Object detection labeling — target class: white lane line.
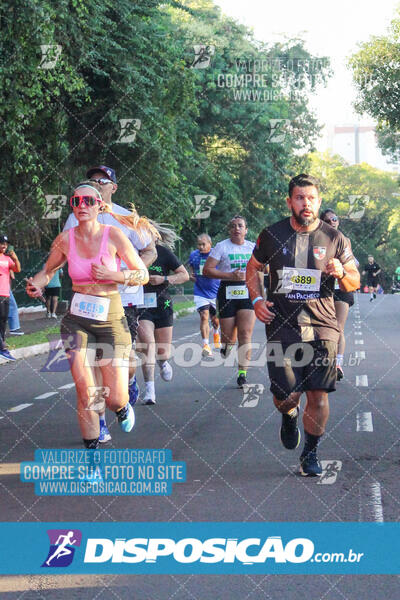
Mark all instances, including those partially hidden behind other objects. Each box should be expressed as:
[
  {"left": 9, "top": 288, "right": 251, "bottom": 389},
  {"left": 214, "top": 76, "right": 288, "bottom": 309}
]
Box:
[
  {"left": 365, "top": 482, "right": 384, "bottom": 522},
  {"left": 355, "top": 351, "right": 366, "bottom": 360},
  {"left": 356, "top": 375, "right": 368, "bottom": 387},
  {"left": 356, "top": 412, "right": 373, "bottom": 432},
  {"left": 58, "top": 383, "right": 75, "bottom": 390},
  {"left": 0, "top": 416, "right": 4, "bottom": 420},
  {"left": 34, "top": 391, "right": 58, "bottom": 400},
  {"left": 7, "top": 404, "right": 33, "bottom": 413},
  {"left": 355, "top": 340, "right": 364, "bottom": 345}
]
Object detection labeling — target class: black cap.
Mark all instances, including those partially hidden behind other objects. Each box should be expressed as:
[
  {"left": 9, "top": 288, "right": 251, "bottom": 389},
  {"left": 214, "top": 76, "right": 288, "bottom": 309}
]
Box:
[{"left": 0, "top": 235, "right": 8, "bottom": 243}]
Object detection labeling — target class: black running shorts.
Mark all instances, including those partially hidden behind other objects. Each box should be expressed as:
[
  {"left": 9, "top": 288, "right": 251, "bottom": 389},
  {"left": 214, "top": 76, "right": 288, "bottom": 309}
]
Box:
[
  {"left": 198, "top": 303, "right": 217, "bottom": 317},
  {"left": 138, "top": 306, "right": 174, "bottom": 329},
  {"left": 333, "top": 290, "right": 354, "bottom": 307},
  {"left": 267, "top": 339, "right": 337, "bottom": 400},
  {"left": 217, "top": 282, "right": 253, "bottom": 319}
]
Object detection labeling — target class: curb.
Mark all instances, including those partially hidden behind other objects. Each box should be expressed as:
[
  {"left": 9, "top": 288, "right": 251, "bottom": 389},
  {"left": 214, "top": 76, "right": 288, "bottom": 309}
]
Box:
[{"left": 0, "top": 306, "right": 196, "bottom": 365}]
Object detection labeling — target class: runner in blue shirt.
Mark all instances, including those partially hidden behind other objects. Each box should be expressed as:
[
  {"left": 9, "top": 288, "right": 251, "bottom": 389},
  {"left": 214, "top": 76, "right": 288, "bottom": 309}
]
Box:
[{"left": 188, "top": 234, "right": 221, "bottom": 357}]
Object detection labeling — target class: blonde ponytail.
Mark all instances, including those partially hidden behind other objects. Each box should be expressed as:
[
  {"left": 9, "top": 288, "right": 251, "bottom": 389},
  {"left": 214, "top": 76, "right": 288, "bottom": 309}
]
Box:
[{"left": 102, "top": 203, "right": 161, "bottom": 242}]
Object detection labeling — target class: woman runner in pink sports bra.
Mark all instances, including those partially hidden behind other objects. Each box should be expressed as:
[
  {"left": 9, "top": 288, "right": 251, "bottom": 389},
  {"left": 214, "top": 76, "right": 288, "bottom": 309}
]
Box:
[{"left": 26, "top": 184, "right": 149, "bottom": 450}]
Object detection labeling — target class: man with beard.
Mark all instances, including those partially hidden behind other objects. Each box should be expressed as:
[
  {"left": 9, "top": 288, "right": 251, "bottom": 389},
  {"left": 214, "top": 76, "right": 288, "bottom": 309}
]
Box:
[{"left": 246, "top": 174, "right": 360, "bottom": 476}]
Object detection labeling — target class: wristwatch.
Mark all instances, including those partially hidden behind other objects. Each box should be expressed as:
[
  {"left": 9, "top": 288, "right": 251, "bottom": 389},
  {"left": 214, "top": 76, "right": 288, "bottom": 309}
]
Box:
[{"left": 164, "top": 275, "right": 168, "bottom": 283}]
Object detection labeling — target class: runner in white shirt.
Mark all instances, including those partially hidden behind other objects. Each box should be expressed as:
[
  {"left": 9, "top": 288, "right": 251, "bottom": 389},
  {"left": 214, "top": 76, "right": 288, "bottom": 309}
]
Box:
[
  {"left": 63, "top": 166, "right": 158, "bottom": 442},
  {"left": 203, "top": 215, "right": 257, "bottom": 388}
]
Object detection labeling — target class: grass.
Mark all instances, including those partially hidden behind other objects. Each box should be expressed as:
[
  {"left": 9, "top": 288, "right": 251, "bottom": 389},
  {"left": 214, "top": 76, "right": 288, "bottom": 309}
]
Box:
[
  {"left": 7, "top": 326, "right": 59, "bottom": 350},
  {"left": 7, "top": 301, "right": 195, "bottom": 349},
  {"left": 174, "top": 300, "right": 195, "bottom": 313}
]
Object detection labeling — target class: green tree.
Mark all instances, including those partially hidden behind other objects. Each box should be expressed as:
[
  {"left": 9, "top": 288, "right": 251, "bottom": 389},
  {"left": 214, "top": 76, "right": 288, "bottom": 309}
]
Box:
[
  {"left": 309, "top": 151, "right": 400, "bottom": 284},
  {"left": 349, "top": 7, "right": 400, "bottom": 164}
]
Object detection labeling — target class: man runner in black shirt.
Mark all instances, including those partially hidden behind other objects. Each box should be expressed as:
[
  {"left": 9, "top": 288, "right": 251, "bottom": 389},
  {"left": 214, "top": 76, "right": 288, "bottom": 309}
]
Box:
[
  {"left": 362, "top": 255, "right": 381, "bottom": 301},
  {"left": 246, "top": 174, "right": 360, "bottom": 476}
]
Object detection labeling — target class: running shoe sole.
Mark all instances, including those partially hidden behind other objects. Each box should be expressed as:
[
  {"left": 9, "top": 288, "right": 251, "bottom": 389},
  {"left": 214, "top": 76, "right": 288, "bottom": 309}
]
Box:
[{"left": 142, "top": 398, "right": 156, "bottom": 405}]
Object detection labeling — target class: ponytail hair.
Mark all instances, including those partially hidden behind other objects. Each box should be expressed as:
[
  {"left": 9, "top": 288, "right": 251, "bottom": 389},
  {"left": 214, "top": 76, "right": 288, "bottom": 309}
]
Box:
[
  {"left": 102, "top": 203, "right": 161, "bottom": 242},
  {"left": 148, "top": 220, "right": 181, "bottom": 251}
]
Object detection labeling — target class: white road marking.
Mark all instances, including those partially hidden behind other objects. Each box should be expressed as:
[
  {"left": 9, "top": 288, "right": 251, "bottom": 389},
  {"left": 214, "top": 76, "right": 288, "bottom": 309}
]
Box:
[
  {"left": 356, "top": 375, "right": 368, "bottom": 387},
  {"left": 0, "top": 416, "right": 4, "bottom": 420},
  {"left": 364, "top": 482, "right": 384, "bottom": 522},
  {"left": 356, "top": 412, "right": 373, "bottom": 432},
  {"left": 58, "top": 383, "right": 75, "bottom": 390},
  {"left": 355, "top": 340, "right": 364, "bottom": 345},
  {"left": 317, "top": 460, "right": 342, "bottom": 485},
  {"left": 34, "top": 391, "right": 57, "bottom": 400},
  {"left": 355, "top": 351, "right": 366, "bottom": 360},
  {"left": 7, "top": 404, "right": 33, "bottom": 413}
]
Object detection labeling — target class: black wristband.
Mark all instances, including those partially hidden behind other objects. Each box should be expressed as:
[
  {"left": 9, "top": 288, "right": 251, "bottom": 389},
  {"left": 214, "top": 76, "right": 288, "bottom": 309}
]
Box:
[{"left": 164, "top": 275, "right": 168, "bottom": 283}]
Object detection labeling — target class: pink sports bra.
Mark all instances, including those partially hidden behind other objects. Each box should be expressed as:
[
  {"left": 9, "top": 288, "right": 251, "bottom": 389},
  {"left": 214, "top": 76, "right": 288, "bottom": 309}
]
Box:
[{"left": 68, "top": 225, "right": 119, "bottom": 285}]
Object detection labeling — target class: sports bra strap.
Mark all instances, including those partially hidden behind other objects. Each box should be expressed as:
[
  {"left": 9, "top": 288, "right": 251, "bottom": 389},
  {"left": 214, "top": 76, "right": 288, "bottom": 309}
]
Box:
[
  {"left": 99, "top": 225, "right": 111, "bottom": 256},
  {"left": 68, "top": 228, "right": 76, "bottom": 253}
]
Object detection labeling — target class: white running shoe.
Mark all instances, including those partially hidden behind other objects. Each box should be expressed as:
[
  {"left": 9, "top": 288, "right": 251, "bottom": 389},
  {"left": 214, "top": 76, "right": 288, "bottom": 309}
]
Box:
[
  {"left": 142, "top": 396, "right": 156, "bottom": 405},
  {"left": 160, "top": 361, "right": 173, "bottom": 381}
]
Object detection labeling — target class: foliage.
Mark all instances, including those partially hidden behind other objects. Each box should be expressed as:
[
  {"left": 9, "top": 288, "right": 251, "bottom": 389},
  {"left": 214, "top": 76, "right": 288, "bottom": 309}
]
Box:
[
  {"left": 309, "top": 152, "right": 400, "bottom": 280},
  {"left": 0, "top": 0, "right": 330, "bottom": 262},
  {"left": 349, "top": 7, "right": 400, "bottom": 164}
]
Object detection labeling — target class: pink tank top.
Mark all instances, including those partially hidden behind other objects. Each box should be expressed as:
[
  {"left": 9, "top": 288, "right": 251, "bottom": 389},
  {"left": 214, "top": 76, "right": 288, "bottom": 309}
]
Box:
[{"left": 68, "top": 226, "right": 118, "bottom": 285}]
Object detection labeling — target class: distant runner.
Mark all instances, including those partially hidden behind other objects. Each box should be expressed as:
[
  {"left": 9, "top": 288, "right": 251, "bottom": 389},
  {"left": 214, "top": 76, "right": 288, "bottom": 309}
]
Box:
[
  {"left": 188, "top": 234, "right": 221, "bottom": 357},
  {"left": 362, "top": 255, "right": 381, "bottom": 301},
  {"left": 320, "top": 208, "right": 358, "bottom": 381},
  {"left": 137, "top": 226, "right": 189, "bottom": 405},
  {"left": 203, "top": 216, "right": 256, "bottom": 388},
  {"left": 0, "top": 234, "right": 21, "bottom": 361}
]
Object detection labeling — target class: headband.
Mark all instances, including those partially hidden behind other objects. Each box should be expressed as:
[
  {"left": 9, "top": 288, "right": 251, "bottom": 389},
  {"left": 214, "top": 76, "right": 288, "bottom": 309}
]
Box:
[{"left": 74, "top": 184, "right": 103, "bottom": 200}]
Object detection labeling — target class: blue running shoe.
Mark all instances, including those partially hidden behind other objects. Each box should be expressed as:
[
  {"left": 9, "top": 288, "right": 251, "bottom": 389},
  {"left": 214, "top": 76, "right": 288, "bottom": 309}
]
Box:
[
  {"left": 99, "top": 423, "right": 112, "bottom": 443},
  {"left": 117, "top": 403, "right": 135, "bottom": 433},
  {"left": 128, "top": 376, "right": 139, "bottom": 406},
  {"left": 0, "top": 349, "right": 16, "bottom": 361},
  {"left": 300, "top": 449, "right": 322, "bottom": 477}
]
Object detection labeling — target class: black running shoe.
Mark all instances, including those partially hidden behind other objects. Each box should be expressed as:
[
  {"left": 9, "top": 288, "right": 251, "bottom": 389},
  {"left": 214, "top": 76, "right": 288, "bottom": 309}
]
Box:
[
  {"left": 237, "top": 373, "right": 247, "bottom": 388},
  {"left": 336, "top": 366, "right": 344, "bottom": 381},
  {"left": 280, "top": 408, "right": 300, "bottom": 449},
  {"left": 300, "top": 449, "right": 322, "bottom": 477}
]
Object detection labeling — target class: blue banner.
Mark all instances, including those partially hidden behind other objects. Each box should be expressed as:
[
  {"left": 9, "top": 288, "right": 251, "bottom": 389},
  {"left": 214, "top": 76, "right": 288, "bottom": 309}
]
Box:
[{"left": 0, "top": 522, "right": 397, "bottom": 574}]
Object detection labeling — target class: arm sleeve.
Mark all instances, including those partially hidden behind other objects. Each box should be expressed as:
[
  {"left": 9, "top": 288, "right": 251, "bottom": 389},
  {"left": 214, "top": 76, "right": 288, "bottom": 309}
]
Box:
[
  {"left": 336, "top": 232, "right": 354, "bottom": 265},
  {"left": 166, "top": 248, "right": 182, "bottom": 272},
  {"left": 252, "top": 229, "right": 270, "bottom": 264}
]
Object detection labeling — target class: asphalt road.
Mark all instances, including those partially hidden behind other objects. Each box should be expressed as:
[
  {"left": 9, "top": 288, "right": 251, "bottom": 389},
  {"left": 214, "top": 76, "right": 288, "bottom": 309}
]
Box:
[{"left": 1, "top": 294, "right": 399, "bottom": 598}]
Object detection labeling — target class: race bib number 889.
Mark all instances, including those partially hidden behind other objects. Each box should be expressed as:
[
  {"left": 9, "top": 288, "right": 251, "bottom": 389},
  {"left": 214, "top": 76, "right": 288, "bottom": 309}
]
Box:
[{"left": 280, "top": 267, "right": 321, "bottom": 293}]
